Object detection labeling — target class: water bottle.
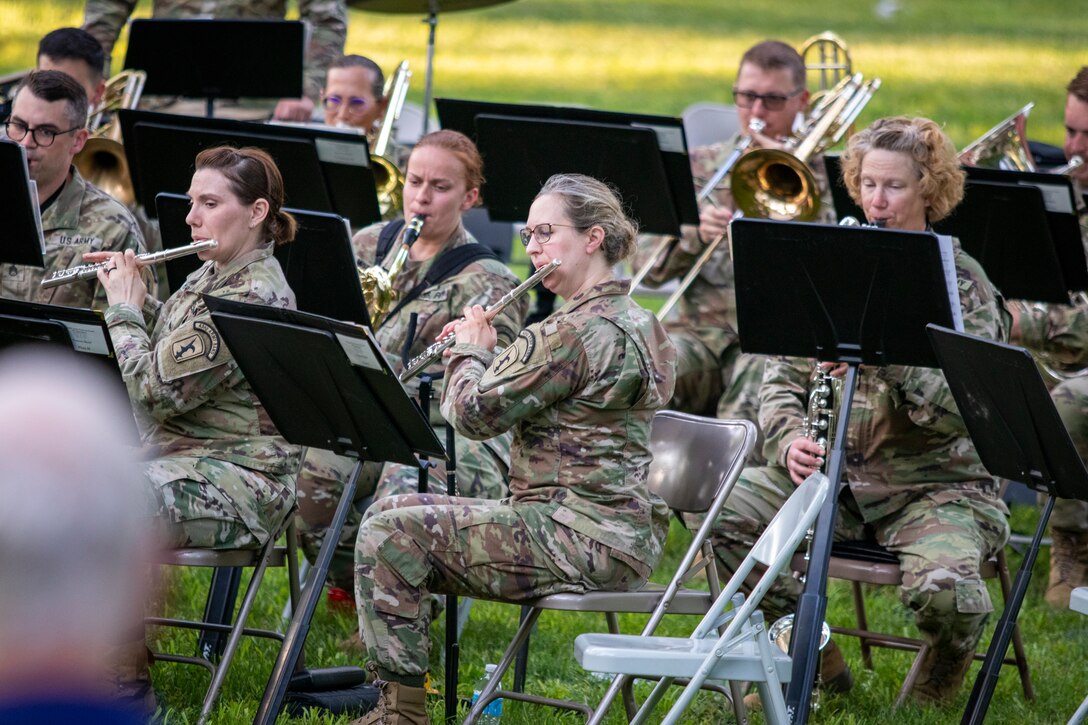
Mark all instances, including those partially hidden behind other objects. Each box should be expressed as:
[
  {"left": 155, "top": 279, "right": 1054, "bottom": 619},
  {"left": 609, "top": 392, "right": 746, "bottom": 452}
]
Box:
[{"left": 470, "top": 663, "right": 503, "bottom": 723}]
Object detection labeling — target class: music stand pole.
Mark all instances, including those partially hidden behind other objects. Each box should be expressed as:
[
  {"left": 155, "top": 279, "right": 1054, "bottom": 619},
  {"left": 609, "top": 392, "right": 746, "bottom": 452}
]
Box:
[{"left": 422, "top": 4, "right": 438, "bottom": 135}]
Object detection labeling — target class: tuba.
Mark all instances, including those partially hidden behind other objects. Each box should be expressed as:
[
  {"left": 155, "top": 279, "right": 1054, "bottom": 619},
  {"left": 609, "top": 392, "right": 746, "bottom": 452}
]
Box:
[
  {"left": 958, "top": 102, "right": 1036, "bottom": 172},
  {"left": 358, "top": 215, "right": 425, "bottom": 326},
  {"left": 371, "top": 61, "right": 412, "bottom": 217},
  {"left": 73, "top": 70, "right": 146, "bottom": 207}
]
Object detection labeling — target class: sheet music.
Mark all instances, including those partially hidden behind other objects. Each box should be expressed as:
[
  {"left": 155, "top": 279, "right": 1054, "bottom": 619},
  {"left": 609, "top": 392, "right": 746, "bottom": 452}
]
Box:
[
  {"left": 936, "top": 234, "right": 965, "bottom": 332},
  {"left": 55, "top": 320, "right": 110, "bottom": 355},
  {"left": 1019, "top": 180, "right": 1075, "bottom": 214},
  {"left": 335, "top": 331, "right": 383, "bottom": 371}
]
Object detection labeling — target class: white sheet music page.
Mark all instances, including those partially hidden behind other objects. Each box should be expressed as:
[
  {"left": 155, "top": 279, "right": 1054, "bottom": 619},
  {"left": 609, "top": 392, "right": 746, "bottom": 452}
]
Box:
[{"left": 936, "top": 233, "right": 965, "bottom": 332}]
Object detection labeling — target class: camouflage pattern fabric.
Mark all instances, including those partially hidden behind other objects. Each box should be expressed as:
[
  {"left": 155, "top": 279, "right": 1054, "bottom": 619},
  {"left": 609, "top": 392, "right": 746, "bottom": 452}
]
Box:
[
  {"left": 1049, "top": 376, "right": 1088, "bottom": 532},
  {"left": 704, "top": 239, "right": 1010, "bottom": 657},
  {"left": 103, "top": 242, "right": 299, "bottom": 549},
  {"left": 632, "top": 135, "right": 833, "bottom": 419},
  {"left": 295, "top": 221, "right": 525, "bottom": 584},
  {"left": 354, "top": 278, "right": 676, "bottom": 675},
  {"left": 83, "top": 0, "right": 347, "bottom": 103},
  {"left": 2, "top": 167, "right": 153, "bottom": 310}
]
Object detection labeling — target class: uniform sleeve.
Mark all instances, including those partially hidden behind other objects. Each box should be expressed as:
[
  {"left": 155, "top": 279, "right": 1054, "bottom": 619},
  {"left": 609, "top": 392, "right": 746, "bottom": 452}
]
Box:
[
  {"left": 441, "top": 321, "right": 586, "bottom": 441},
  {"left": 297, "top": 0, "right": 348, "bottom": 103},
  {"left": 104, "top": 298, "right": 241, "bottom": 424},
  {"left": 1013, "top": 298, "right": 1088, "bottom": 368},
  {"left": 82, "top": 0, "right": 138, "bottom": 57},
  {"left": 90, "top": 213, "right": 155, "bottom": 312},
  {"left": 757, "top": 356, "right": 812, "bottom": 467}
]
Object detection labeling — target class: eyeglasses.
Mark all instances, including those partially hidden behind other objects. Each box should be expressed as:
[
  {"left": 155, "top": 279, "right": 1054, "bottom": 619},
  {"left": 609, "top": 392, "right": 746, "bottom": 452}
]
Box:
[
  {"left": 321, "top": 95, "right": 372, "bottom": 116},
  {"left": 731, "top": 87, "right": 804, "bottom": 111},
  {"left": 518, "top": 223, "right": 584, "bottom": 247},
  {"left": 4, "top": 120, "right": 82, "bottom": 147}
]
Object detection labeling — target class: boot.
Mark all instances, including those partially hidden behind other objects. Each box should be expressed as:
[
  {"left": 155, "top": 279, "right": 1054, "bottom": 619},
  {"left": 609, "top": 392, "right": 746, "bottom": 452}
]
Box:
[
  {"left": 909, "top": 643, "right": 975, "bottom": 705},
  {"left": 743, "top": 638, "right": 852, "bottom": 710},
  {"left": 108, "top": 641, "right": 158, "bottom": 717},
  {"left": 1045, "top": 529, "right": 1088, "bottom": 608},
  {"left": 350, "top": 665, "right": 430, "bottom": 725}
]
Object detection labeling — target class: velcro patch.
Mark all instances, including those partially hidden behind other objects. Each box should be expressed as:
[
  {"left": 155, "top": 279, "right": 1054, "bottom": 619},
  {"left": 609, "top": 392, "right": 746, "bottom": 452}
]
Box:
[
  {"left": 419, "top": 287, "right": 449, "bottom": 303},
  {"left": 484, "top": 327, "right": 549, "bottom": 386},
  {"left": 158, "top": 318, "right": 227, "bottom": 382}
]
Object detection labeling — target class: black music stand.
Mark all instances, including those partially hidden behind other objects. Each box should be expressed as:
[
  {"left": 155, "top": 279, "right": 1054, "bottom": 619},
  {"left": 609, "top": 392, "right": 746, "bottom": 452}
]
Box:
[
  {"left": 0, "top": 140, "right": 45, "bottom": 267},
  {"left": 731, "top": 218, "right": 962, "bottom": 723},
  {"left": 437, "top": 98, "right": 699, "bottom": 234},
  {"left": 821, "top": 153, "right": 865, "bottom": 223},
  {"left": 156, "top": 193, "right": 371, "bottom": 326},
  {"left": 926, "top": 325, "right": 1088, "bottom": 725},
  {"left": 120, "top": 109, "right": 381, "bottom": 229},
  {"left": 124, "top": 19, "right": 304, "bottom": 117},
  {"left": 203, "top": 297, "right": 443, "bottom": 725},
  {"left": 935, "top": 180, "right": 1069, "bottom": 303}
]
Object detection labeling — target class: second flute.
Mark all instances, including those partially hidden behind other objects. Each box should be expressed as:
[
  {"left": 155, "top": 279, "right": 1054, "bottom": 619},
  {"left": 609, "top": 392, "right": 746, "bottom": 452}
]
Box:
[
  {"left": 399, "top": 259, "right": 561, "bottom": 383},
  {"left": 40, "top": 240, "right": 219, "bottom": 289}
]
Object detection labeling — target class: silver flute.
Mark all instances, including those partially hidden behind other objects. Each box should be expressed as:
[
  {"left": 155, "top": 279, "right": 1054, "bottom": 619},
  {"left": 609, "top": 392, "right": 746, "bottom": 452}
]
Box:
[
  {"left": 399, "top": 258, "right": 562, "bottom": 383},
  {"left": 41, "top": 240, "right": 218, "bottom": 289}
]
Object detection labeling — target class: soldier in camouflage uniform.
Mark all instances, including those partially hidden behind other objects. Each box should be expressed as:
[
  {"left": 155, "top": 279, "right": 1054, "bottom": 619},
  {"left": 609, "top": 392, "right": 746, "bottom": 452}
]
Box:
[
  {"left": 634, "top": 40, "right": 834, "bottom": 453},
  {"left": 1005, "top": 67, "right": 1088, "bottom": 606},
  {"left": 349, "top": 174, "right": 676, "bottom": 724},
  {"left": 2, "top": 71, "right": 152, "bottom": 310},
  {"left": 708, "top": 118, "right": 1011, "bottom": 705},
  {"left": 82, "top": 0, "right": 347, "bottom": 120},
  {"left": 296, "top": 130, "right": 527, "bottom": 596}
]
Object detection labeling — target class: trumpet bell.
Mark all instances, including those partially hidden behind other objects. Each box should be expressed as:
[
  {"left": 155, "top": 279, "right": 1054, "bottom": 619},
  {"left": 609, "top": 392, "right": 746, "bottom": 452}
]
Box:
[
  {"left": 769, "top": 613, "right": 832, "bottom": 654},
  {"left": 731, "top": 148, "right": 821, "bottom": 222},
  {"left": 74, "top": 136, "right": 136, "bottom": 207}
]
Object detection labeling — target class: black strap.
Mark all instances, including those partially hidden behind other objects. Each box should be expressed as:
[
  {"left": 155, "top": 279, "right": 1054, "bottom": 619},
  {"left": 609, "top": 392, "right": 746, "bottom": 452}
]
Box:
[
  {"left": 375, "top": 218, "right": 407, "bottom": 266},
  {"left": 382, "top": 244, "right": 500, "bottom": 326}
]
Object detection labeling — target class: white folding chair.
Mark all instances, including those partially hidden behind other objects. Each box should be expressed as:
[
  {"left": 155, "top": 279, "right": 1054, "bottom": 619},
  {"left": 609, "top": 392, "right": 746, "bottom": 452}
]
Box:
[
  {"left": 1068, "top": 587, "right": 1088, "bottom": 724},
  {"left": 681, "top": 102, "right": 740, "bottom": 149},
  {"left": 576, "top": 472, "right": 832, "bottom": 725}
]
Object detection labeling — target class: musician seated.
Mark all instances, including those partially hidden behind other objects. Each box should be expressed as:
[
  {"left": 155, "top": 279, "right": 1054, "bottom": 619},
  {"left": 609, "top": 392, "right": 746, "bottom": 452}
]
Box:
[
  {"left": 322, "top": 54, "right": 390, "bottom": 135},
  {"left": 349, "top": 173, "right": 676, "bottom": 724},
  {"left": 708, "top": 116, "right": 1010, "bottom": 707},
  {"left": 36, "top": 27, "right": 106, "bottom": 108},
  {"left": 86, "top": 145, "right": 301, "bottom": 709},
  {"left": 295, "top": 130, "right": 528, "bottom": 605},
  {"left": 2, "top": 70, "right": 151, "bottom": 310},
  {"left": 1006, "top": 65, "right": 1088, "bottom": 607},
  {"left": 633, "top": 39, "right": 834, "bottom": 436}
]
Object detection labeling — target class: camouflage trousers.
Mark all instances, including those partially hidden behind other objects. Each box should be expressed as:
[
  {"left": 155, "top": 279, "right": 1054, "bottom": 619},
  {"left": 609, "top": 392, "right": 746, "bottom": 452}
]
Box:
[
  {"left": 144, "top": 456, "right": 296, "bottom": 549},
  {"left": 667, "top": 326, "right": 729, "bottom": 416},
  {"left": 1048, "top": 376, "right": 1088, "bottom": 532},
  {"left": 354, "top": 493, "right": 649, "bottom": 676},
  {"left": 707, "top": 465, "right": 1009, "bottom": 656},
  {"left": 296, "top": 431, "right": 510, "bottom": 590},
  {"left": 717, "top": 351, "right": 767, "bottom": 463}
]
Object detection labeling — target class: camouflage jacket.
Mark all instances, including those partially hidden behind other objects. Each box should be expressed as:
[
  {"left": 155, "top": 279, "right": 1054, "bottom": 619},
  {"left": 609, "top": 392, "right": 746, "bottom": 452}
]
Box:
[
  {"left": 759, "top": 239, "right": 1007, "bottom": 522},
  {"left": 103, "top": 242, "right": 300, "bottom": 475},
  {"left": 1009, "top": 199, "right": 1088, "bottom": 371},
  {"left": 633, "top": 135, "right": 835, "bottom": 357},
  {"left": 2, "top": 167, "right": 150, "bottom": 310},
  {"left": 82, "top": 0, "right": 347, "bottom": 102},
  {"left": 441, "top": 279, "right": 678, "bottom": 569},
  {"left": 352, "top": 220, "right": 527, "bottom": 407}
]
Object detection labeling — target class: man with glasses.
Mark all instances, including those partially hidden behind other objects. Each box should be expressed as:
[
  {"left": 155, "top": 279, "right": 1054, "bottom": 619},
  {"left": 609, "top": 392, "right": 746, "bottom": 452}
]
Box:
[
  {"left": 3, "top": 70, "right": 149, "bottom": 310},
  {"left": 634, "top": 39, "right": 835, "bottom": 430}
]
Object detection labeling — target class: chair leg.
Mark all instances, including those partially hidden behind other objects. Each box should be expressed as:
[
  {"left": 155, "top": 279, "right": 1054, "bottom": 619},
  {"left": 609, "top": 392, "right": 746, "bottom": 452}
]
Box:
[
  {"left": 512, "top": 605, "right": 533, "bottom": 693},
  {"left": 464, "top": 607, "right": 541, "bottom": 725},
  {"left": 894, "top": 644, "right": 928, "bottom": 709},
  {"left": 996, "top": 548, "right": 1035, "bottom": 700},
  {"left": 851, "top": 580, "right": 874, "bottom": 670}
]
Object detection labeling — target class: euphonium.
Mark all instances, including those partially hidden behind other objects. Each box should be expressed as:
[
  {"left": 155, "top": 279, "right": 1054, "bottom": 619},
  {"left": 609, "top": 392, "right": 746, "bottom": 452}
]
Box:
[
  {"left": 358, "top": 215, "right": 425, "bottom": 327},
  {"left": 1053, "top": 155, "right": 1084, "bottom": 176},
  {"left": 371, "top": 61, "right": 411, "bottom": 217},
  {"left": 73, "top": 69, "right": 147, "bottom": 207},
  {"left": 958, "top": 102, "right": 1037, "bottom": 172}
]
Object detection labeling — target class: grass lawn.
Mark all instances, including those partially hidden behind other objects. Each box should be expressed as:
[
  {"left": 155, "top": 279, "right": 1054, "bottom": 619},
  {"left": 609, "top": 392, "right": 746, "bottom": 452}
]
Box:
[{"left": 3, "top": 1, "right": 1086, "bottom": 722}]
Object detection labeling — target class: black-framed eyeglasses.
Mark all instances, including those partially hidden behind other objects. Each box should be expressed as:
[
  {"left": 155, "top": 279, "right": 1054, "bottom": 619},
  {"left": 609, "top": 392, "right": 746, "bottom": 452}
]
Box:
[
  {"left": 518, "top": 223, "right": 585, "bottom": 247},
  {"left": 731, "top": 87, "right": 804, "bottom": 111},
  {"left": 4, "top": 120, "right": 82, "bottom": 147},
  {"left": 321, "top": 95, "right": 371, "bottom": 115}
]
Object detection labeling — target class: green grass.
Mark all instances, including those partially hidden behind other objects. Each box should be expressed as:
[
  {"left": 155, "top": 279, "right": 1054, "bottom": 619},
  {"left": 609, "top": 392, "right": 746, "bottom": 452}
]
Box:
[{"left": 4, "top": 2, "right": 1086, "bottom": 722}]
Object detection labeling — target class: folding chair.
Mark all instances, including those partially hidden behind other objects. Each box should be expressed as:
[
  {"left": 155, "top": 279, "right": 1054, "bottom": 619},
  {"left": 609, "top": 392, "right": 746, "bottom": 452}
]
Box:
[
  {"left": 146, "top": 515, "right": 301, "bottom": 725},
  {"left": 576, "top": 472, "right": 832, "bottom": 725},
  {"left": 681, "top": 102, "right": 741, "bottom": 149},
  {"left": 1068, "top": 587, "right": 1088, "bottom": 724},
  {"left": 793, "top": 538, "right": 1034, "bottom": 707},
  {"left": 463, "top": 412, "right": 757, "bottom": 724}
]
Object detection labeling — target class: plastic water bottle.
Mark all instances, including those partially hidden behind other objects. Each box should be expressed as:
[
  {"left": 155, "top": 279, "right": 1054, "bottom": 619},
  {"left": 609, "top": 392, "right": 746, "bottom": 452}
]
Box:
[{"left": 471, "top": 663, "right": 503, "bottom": 723}]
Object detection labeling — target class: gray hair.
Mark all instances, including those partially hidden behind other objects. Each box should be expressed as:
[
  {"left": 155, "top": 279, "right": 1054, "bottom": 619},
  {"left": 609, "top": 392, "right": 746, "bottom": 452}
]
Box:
[{"left": 535, "top": 173, "right": 638, "bottom": 264}]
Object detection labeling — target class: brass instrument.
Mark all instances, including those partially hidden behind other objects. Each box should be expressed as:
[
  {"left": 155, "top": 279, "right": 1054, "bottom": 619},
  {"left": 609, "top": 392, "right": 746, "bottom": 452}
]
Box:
[
  {"left": 372, "top": 60, "right": 412, "bottom": 217},
  {"left": 358, "top": 215, "right": 425, "bottom": 326},
  {"left": 958, "top": 102, "right": 1036, "bottom": 172},
  {"left": 399, "top": 258, "right": 562, "bottom": 382},
  {"left": 41, "top": 240, "right": 217, "bottom": 289},
  {"left": 1053, "top": 155, "right": 1084, "bottom": 176},
  {"left": 73, "top": 70, "right": 147, "bottom": 207},
  {"left": 730, "top": 72, "right": 880, "bottom": 221},
  {"left": 800, "top": 31, "right": 852, "bottom": 99}
]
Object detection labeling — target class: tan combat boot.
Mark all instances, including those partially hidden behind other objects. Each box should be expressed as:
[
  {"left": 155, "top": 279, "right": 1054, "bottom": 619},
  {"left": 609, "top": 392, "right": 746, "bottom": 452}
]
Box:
[
  {"left": 1045, "top": 530, "right": 1088, "bottom": 608},
  {"left": 350, "top": 665, "right": 430, "bottom": 725},
  {"left": 909, "top": 644, "right": 975, "bottom": 705},
  {"left": 743, "top": 638, "right": 852, "bottom": 710}
]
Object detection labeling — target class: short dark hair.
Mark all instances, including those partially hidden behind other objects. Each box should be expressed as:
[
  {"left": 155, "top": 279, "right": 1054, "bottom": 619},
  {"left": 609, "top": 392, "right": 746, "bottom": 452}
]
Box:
[
  {"left": 15, "top": 69, "right": 89, "bottom": 128},
  {"left": 739, "top": 40, "right": 806, "bottom": 90},
  {"left": 328, "top": 55, "right": 385, "bottom": 99},
  {"left": 37, "top": 28, "right": 106, "bottom": 82},
  {"left": 1068, "top": 67, "right": 1088, "bottom": 104}
]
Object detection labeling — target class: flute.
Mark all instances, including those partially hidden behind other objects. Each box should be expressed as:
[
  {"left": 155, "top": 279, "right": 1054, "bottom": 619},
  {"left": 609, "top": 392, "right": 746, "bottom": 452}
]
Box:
[
  {"left": 399, "top": 258, "right": 561, "bottom": 383},
  {"left": 40, "top": 240, "right": 219, "bottom": 289}
]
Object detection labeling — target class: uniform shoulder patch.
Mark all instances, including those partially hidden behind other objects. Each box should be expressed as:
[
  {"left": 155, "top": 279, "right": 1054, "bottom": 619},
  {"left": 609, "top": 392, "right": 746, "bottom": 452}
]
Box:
[
  {"left": 159, "top": 318, "right": 227, "bottom": 382},
  {"left": 486, "top": 327, "right": 550, "bottom": 384}
]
